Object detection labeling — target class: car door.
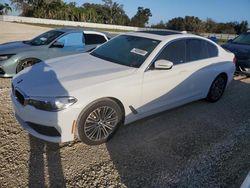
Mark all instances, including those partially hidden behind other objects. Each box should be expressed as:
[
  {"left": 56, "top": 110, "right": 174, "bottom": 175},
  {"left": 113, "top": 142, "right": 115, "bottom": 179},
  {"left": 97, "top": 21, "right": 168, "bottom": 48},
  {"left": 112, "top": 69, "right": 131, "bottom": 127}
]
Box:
[
  {"left": 185, "top": 38, "right": 220, "bottom": 96},
  {"left": 140, "top": 39, "right": 193, "bottom": 114},
  {"left": 49, "top": 32, "right": 85, "bottom": 58}
]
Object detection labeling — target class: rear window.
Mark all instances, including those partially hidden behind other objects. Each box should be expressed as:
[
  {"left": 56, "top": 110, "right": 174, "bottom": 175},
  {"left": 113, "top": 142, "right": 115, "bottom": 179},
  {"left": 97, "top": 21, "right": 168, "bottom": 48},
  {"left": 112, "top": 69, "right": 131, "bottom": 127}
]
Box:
[{"left": 85, "top": 34, "right": 107, "bottom": 45}]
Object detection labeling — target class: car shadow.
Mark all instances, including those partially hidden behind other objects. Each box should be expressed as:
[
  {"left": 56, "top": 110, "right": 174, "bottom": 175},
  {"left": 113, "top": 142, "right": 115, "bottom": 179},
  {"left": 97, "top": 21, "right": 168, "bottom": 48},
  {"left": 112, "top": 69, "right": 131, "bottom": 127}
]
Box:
[{"left": 105, "top": 78, "right": 250, "bottom": 188}]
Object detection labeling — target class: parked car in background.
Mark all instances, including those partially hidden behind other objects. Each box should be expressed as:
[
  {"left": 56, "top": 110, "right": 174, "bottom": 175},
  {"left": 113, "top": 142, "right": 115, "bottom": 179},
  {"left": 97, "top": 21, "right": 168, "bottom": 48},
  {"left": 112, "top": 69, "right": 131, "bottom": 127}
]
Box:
[
  {"left": 11, "top": 30, "right": 235, "bottom": 145},
  {"left": 0, "top": 28, "right": 109, "bottom": 77},
  {"left": 208, "top": 36, "right": 218, "bottom": 43},
  {"left": 222, "top": 32, "right": 250, "bottom": 76}
]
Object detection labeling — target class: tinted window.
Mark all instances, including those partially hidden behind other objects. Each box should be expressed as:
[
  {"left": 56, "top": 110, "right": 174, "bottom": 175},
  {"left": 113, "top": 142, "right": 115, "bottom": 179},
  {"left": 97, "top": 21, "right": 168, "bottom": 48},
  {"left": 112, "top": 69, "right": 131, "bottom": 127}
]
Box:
[
  {"left": 207, "top": 42, "right": 218, "bottom": 57},
  {"left": 187, "top": 39, "right": 218, "bottom": 62},
  {"left": 57, "top": 32, "right": 84, "bottom": 47},
  {"left": 156, "top": 39, "right": 186, "bottom": 64},
  {"left": 187, "top": 39, "right": 208, "bottom": 62},
  {"left": 85, "top": 34, "right": 107, "bottom": 45},
  {"left": 91, "top": 35, "right": 160, "bottom": 68},
  {"left": 232, "top": 33, "right": 250, "bottom": 45},
  {"left": 29, "top": 31, "right": 64, "bottom": 46}
]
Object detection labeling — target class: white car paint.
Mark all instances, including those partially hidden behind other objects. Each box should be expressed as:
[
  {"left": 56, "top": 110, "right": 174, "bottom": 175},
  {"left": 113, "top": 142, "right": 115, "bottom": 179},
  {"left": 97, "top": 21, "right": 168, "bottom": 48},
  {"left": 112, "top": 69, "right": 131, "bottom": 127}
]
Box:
[{"left": 11, "top": 32, "right": 235, "bottom": 143}]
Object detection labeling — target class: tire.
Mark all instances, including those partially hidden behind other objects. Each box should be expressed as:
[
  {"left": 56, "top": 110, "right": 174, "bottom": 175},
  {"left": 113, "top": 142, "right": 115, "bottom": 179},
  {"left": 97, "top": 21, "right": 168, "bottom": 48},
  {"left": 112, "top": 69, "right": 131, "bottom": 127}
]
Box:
[
  {"left": 206, "top": 74, "right": 227, "bottom": 103},
  {"left": 77, "top": 99, "right": 123, "bottom": 145},
  {"left": 16, "top": 58, "right": 41, "bottom": 73}
]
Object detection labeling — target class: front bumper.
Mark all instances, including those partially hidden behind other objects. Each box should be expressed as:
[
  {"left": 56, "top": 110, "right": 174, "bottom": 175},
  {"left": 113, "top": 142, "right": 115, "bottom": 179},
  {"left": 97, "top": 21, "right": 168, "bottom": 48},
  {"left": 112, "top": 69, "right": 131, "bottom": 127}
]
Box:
[
  {"left": 0, "top": 59, "right": 18, "bottom": 77},
  {"left": 11, "top": 93, "right": 81, "bottom": 143}
]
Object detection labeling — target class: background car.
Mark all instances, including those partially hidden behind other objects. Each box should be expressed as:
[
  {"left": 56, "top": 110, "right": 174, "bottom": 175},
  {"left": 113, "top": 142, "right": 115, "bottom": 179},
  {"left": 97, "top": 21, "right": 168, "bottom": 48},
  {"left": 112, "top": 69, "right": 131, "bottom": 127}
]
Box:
[
  {"left": 208, "top": 36, "right": 218, "bottom": 43},
  {"left": 222, "top": 32, "right": 250, "bottom": 76},
  {"left": 0, "top": 28, "right": 109, "bottom": 77},
  {"left": 11, "top": 31, "right": 235, "bottom": 145}
]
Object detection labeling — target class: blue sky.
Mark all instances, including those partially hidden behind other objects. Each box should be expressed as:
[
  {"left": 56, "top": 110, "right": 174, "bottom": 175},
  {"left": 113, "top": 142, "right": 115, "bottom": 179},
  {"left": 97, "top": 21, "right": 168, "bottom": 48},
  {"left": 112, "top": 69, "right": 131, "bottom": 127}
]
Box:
[{"left": 3, "top": 0, "right": 250, "bottom": 25}]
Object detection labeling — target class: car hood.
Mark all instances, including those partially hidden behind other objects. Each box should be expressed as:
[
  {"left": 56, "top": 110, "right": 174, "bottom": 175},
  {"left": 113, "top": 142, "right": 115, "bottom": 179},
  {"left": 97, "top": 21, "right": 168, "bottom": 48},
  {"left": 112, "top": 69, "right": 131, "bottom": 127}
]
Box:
[
  {"left": 222, "top": 43, "right": 250, "bottom": 58},
  {"left": 13, "top": 53, "right": 136, "bottom": 96},
  {"left": 0, "top": 41, "right": 37, "bottom": 55}
]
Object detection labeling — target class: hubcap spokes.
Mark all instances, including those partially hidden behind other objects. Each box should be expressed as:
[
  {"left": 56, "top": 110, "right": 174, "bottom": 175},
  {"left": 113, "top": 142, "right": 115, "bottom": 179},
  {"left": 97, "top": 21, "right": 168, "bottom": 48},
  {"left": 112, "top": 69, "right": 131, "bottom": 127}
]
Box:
[
  {"left": 84, "top": 106, "right": 118, "bottom": 141},
  {"left": 21, "top": 61, "right": 33, "bottom": 70}
]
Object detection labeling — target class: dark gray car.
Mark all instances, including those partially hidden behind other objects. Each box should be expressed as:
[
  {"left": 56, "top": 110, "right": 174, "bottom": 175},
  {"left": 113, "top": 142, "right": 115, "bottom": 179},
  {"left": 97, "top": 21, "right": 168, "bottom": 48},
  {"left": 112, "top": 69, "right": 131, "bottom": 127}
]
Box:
[
  {"left": 222, "top": 32, "right": 250, "bottom": 76},
  {"left": 0, "top": 28, "right": 109, "bottom": 77}
]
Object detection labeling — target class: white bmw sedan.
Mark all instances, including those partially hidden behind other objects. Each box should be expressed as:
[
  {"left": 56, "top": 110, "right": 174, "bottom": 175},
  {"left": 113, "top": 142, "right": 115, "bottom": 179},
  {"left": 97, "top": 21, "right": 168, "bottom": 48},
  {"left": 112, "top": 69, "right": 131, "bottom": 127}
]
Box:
[{"left": 11, "top": 30, "right": 235, "bottom": 145}]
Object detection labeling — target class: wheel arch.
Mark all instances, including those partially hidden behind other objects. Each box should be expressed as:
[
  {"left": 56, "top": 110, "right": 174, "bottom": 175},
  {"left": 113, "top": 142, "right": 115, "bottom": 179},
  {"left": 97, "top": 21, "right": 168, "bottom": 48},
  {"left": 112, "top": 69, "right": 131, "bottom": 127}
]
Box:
[
  {"left": 16, "top": 57, "right": 42, "bottom": 73},
  {"left": 76, "top": 97, "right": 126, "bottom": 129}
]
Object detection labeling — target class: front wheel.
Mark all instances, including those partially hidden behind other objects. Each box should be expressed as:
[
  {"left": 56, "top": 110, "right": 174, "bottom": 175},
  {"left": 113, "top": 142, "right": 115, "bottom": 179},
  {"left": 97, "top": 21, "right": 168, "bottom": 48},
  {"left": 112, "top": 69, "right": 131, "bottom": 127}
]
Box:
[
  {"left": 77, "top": 99, "right": 123, "bottom": 145},
  {"left": 206, "top": 74, "right": 227, "bottom": 102},
  {"left": 16, "top": 58, "right": 41, "bottom": 73}
]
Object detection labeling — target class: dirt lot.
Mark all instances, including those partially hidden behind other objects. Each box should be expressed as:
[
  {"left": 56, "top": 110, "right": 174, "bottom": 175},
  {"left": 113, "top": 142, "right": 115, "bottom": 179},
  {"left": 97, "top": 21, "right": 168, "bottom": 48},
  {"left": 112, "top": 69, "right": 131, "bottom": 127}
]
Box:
[
  {"left": 0, "top": 21, "right": 50, "bottom": 44},
  {"left": 0, "top": 22, "right": 250, "bottom": 188}
]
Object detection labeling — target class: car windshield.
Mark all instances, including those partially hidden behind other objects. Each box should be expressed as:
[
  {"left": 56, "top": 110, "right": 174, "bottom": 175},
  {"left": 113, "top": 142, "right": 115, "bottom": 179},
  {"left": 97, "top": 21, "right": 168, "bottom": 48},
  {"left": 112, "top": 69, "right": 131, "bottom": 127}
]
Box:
[
  {"left": 27, "top": 30, "right": 64, "bottom": 46},
  {"left": 91, "top": 35, "right": 160, "bottom": 68},
  {"left": 232, "top": 33, "right": 250, "bottom": 45}
]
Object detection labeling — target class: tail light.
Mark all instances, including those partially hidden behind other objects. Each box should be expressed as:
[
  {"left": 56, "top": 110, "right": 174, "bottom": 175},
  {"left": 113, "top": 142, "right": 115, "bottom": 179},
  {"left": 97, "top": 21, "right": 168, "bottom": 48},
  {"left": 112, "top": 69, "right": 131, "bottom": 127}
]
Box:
[{"left": 233, "top": 56, "right": 237, "bottom": 64}]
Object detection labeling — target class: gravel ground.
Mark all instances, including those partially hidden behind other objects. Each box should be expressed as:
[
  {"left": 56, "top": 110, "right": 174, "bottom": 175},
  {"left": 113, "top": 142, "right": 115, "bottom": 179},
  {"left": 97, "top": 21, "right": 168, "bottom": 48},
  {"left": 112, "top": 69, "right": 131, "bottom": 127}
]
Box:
[
  {"left": 0, "top": 76, "right": 250, "bottom": 188},
  {"left": 0, "top": 22, "right": 250, "bottom": 188},
  {"left": 0, "top": 21, "right": 50, "bottom": 44}
]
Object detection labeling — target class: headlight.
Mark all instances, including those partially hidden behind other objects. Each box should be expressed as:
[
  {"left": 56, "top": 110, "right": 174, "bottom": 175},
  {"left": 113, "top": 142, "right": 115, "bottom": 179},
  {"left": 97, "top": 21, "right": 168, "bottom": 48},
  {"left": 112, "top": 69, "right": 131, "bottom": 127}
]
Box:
[
  {"left": 26, "top": 96, "right": 77, "bottom": 112},
  {"left": 0, "top": 54, "right": 15, "bottom": 61}
]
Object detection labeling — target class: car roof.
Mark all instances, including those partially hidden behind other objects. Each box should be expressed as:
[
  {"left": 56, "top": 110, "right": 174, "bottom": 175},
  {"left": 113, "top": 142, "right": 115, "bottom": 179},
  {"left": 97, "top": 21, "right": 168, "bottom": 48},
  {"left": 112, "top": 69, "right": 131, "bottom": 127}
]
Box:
[
  {"left": 125, "top": 30, "right": 184, "bottom": 41},
  {"left": 53, "top": 28, "right": 110, "bottom": 38},
  {"left": 137, "top": 30, "right": 182, "bottom": 36},
  {"left": 124, "top": 31, "right": 218, "bottom": 46},
  {"left": 54, "top": 28, "right": 84, "bottom": 33}
]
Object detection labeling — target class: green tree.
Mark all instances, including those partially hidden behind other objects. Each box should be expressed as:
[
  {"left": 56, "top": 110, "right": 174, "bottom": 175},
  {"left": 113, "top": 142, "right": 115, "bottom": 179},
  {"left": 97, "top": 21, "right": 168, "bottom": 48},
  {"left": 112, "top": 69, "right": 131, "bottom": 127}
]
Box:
[
  {"left": 205, "top": 18, "right": 217, "bottom": 33},
  {"left": 166, "top": 17, "right": 185, "bottom": 31},
  {"left": 151, "top": 20, "right": 166, "bottom": 29},
  {"left": 130, "top": 7, "right": 152, "bottom": 27},
  {"left": 0, "top": 3, "right": 12, "bottom": 15},
  {"left": 234, "top": 21, "right": 248, "bottom": 34}
]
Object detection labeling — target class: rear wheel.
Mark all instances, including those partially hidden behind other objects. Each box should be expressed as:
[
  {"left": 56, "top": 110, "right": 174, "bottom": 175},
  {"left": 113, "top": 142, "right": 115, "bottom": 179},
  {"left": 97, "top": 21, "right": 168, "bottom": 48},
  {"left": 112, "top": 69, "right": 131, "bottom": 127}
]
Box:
[
  {"left": 16, "top": 58, "right": 41, "bottom": 73},
  {"left": 206, "top": 74, "right": 227, "bottom": 102},
  {"left": 77, "top": 99, "right": 123, "bottom": 145}
]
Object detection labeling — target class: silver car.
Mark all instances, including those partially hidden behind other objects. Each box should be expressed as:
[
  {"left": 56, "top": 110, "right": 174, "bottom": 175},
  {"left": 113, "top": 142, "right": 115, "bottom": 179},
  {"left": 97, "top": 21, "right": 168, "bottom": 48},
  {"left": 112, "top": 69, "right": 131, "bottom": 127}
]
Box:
[{"left": 0, "top": 28, "right": 109, "bottom": 77}]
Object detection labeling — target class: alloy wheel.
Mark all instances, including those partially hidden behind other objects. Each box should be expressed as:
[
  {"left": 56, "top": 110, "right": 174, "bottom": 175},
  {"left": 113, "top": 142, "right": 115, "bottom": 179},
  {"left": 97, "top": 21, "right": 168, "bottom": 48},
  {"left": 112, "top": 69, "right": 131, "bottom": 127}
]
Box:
[{"left": 84, "top": 106, "right": 119, "bottom": 142}]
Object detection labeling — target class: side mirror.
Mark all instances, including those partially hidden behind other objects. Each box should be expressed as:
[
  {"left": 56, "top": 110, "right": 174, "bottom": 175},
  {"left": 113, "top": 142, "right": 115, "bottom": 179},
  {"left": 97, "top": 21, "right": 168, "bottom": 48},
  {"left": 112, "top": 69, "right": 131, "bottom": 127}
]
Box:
[
  {"left": 51, "top": 41, "right": 64, "bottom": 48},
  {"left": 227, "top": 39, "right": 233, "bottom": 43},
  {"left": 154, "top": 59, "right": 173, "bottom": 70}
]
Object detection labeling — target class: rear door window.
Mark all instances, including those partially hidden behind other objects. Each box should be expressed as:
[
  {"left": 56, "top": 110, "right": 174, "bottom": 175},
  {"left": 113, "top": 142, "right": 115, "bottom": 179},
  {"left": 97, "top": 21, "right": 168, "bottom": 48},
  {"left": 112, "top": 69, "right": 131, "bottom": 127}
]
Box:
[
  {"left": 186, "top": 39, "right": 218, "bottom": 62},
  {"left": 85, "top": 34, "right": 107, "bottom": 45},
  {"left": 186, "top": 39, "right": 208, "bottom": 62}
]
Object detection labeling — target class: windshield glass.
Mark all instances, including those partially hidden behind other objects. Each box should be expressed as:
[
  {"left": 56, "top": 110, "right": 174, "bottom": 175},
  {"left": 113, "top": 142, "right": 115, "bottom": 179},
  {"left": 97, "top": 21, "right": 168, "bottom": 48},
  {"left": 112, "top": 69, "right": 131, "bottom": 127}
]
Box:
[
  {"left": 232, "top": 33, "right": 250, "bottom": 45},
  {"left": 28, "top": 30, "right": 64, "bottom": 46},
  {"left": 91, "top": 35, "right": 160, "bottom": 68}
]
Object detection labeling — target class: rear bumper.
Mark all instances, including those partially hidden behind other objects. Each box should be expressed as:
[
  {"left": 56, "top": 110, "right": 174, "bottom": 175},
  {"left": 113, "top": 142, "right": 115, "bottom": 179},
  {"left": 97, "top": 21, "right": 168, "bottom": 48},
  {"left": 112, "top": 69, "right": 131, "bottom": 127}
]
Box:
[{"left": 236, "top": 60, "right": 250, "bottom": 76}]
